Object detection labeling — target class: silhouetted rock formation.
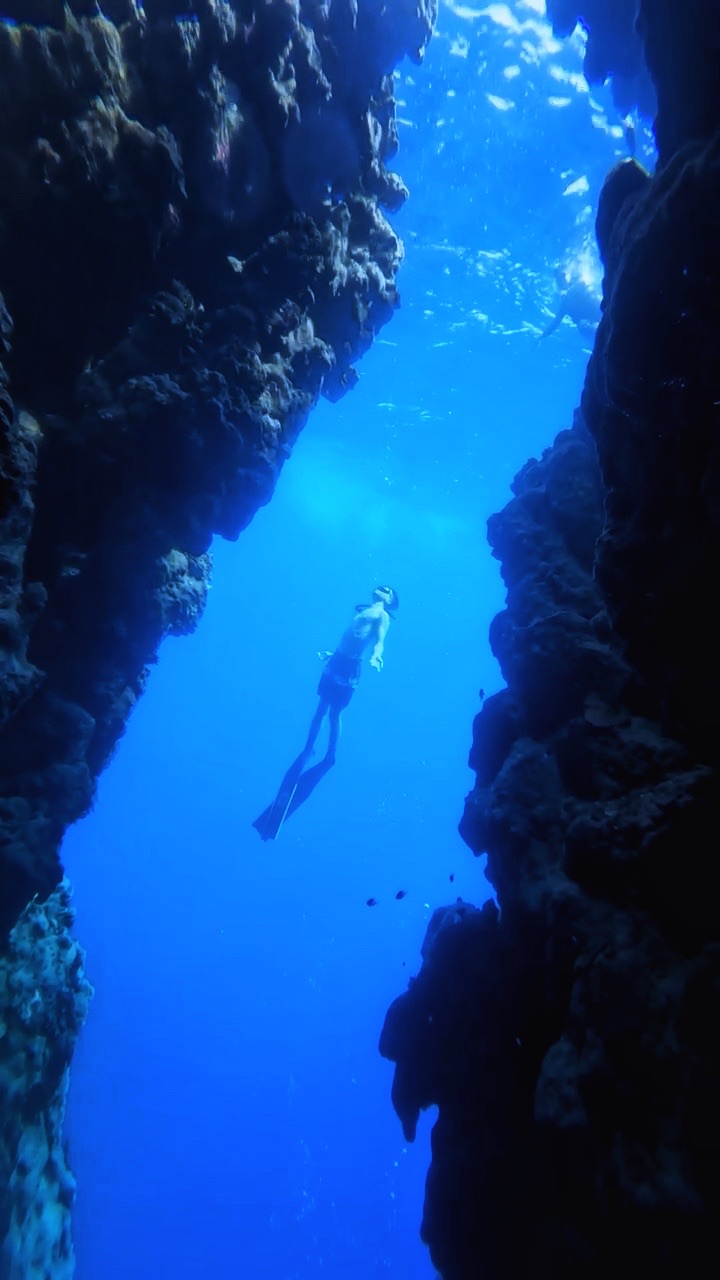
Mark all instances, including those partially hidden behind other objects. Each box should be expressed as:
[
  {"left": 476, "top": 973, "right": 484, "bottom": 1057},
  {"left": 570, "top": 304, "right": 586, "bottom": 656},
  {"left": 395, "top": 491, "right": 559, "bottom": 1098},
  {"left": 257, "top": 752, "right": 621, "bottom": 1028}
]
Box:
[
  {"left": 0, "top": 0, "right": 436, "bottom": 1271},
  {"left": 545, "top": 0, "right": 655, "bottom": 117},
  {"left": 637, "top": 0, "right": 720, "bottom": 162},
  {"left": 587, "top": 159, "right": 720, "bottom": 730},
  {"left": 382, "top": 1, "right": 720, "bottom": 1276},
  {"left": 0, "top": 0, "right": 435, "bottom": 936},
  {"left": 383, "top": 420, "right": 718, "bottom": 1277}
]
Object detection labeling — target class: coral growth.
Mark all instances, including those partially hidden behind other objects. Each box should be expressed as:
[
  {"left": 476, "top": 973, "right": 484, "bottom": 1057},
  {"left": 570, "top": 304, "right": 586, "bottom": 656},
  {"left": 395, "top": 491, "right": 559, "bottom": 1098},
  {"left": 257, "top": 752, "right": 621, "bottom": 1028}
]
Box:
[
  {"left": 0, "top": 0, "right": 436, "bottom": 931},
  {"left": 0, "top": 0, "right": 437, "bottom": 1270},
  {"left": 0, "top": 882, "right": 91, "bottom": 1280},
  {"left": 383, "top": 2, "right": 720, "bottom": 1274}
]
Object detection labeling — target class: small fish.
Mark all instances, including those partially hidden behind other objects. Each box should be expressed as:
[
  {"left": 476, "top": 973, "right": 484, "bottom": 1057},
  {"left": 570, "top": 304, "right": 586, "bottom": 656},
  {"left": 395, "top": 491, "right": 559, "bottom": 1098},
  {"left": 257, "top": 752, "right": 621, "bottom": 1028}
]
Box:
[
  {"left": 395, "top": 890, "right": 407, "bottom": 900},
  {"left": 449, "top": 873, "right": 455, "bottom": 883},
  {"left": 478, "top": 688, "right": 485, "bottom": 701},
  {"left": 366, "top": 897, "right": 378, "bottom": 907}
]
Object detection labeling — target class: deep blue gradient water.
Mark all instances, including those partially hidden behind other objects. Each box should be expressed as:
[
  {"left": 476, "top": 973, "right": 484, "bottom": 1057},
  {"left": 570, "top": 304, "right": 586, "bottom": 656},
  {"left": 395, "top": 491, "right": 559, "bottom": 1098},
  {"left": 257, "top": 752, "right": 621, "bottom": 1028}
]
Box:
[{"left": 61, "top": 3, "right": 655, "bottom": 1276}]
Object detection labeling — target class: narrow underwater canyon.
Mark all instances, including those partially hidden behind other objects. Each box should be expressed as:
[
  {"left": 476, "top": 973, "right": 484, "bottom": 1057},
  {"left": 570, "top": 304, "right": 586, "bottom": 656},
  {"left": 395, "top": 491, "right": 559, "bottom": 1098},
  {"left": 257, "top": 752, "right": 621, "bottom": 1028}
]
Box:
[{"left": 1, "top": 1, "right": 719, "bottom": 1278}]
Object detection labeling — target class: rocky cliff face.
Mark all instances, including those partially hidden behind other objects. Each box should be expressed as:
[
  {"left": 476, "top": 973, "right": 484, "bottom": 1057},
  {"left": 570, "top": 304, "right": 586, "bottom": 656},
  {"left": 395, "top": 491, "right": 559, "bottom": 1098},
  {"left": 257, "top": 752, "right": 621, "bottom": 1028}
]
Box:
[
  {"left": 0, "top": 885, "right": 91, "bottom": 1280},
  {"left": 382, "top": 2, "right": 720, "bottom": 1276},
  {"left": 0, "top": 1, "right": 436, "bottom": 1271}
]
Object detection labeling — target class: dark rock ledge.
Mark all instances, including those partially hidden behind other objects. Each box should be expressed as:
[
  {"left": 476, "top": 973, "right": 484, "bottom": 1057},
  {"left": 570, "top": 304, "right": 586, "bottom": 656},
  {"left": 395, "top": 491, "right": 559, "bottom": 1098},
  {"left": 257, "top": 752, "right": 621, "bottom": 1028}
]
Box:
[
  {"left": 382, "top": 2, "right": 720, "bottom": 1277},
  {"left": 0, "top": 0, "right": 436, "bottom": 1272}
]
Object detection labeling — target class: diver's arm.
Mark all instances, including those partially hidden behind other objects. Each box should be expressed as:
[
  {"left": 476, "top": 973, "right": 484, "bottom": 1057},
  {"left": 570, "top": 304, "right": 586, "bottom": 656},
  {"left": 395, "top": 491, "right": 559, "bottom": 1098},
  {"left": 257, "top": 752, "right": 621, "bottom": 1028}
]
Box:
[
  {"left": 539, "top": 307, "right": 565, "bottom": 340},
  {"left": 369, "top": 613, "right": 389, "bottom": 670}
]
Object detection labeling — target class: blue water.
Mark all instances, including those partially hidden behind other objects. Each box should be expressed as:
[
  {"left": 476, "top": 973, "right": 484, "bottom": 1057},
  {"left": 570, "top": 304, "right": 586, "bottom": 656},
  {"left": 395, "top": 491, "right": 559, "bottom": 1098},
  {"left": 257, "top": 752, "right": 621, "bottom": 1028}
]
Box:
[{"left": 61, "top": 4, "right": 653, "bottom": 1277}]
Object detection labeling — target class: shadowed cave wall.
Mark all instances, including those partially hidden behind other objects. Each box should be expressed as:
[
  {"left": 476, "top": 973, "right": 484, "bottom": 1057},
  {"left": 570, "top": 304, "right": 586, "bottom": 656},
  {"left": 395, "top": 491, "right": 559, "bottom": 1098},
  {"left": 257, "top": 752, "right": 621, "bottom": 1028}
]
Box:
[
  {"left": 381, "top": 2, "right": 720, "bottom": 1277},
  {"left": 0, "top": 1, "right": 436, "bottom": 1274}
]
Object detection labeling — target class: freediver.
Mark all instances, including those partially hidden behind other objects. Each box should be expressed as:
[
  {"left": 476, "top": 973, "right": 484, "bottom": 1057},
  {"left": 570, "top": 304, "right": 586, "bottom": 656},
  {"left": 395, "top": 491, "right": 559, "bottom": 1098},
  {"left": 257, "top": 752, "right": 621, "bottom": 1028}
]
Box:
[
  {"left": 539, "top": 264, "right": 601, "bottom": 340},
  {"left": 253, "top": 585, "right": 399, "bottom": 841}
]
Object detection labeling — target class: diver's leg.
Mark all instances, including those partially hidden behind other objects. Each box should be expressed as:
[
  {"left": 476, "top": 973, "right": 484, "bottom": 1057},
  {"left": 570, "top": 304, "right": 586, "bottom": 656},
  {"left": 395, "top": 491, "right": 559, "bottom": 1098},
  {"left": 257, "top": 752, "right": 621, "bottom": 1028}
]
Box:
[
  {"left": 254, "top": 700, "right": 330, "bottom": 839},
  {"left": 278, "top": 706, "right": 340, "bottom": 823},
  {"left": 282, "top": 754, "right": 336, "bottom": 820},
  {"left": 326, "top": 707, "right": 342, "bottom": 763},
  {"left": 539, "top": 309, "right": 564, "bottom": 340},
  {"left": 303, "top": 698, "right": 329, "bottom": 757},
  {"left": 254, "top": 695, "right": 332, "bottom": 840},
  {"left": 272, "top": 703, "right": 340, "bottom": 825},
  {"left": 255, "top": 697, "right": 347, "bottom": 836},
  {"left": 253, "top": 751, "right": 311, "bottom": 841}
]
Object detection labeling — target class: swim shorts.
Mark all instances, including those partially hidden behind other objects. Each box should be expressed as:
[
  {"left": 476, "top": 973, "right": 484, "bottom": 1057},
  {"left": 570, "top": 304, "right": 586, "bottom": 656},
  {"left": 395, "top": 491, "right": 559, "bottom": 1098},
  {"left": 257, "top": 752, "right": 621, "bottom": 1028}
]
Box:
[{"left": 318, "top": 651, "right": 362, "bottom": 710}]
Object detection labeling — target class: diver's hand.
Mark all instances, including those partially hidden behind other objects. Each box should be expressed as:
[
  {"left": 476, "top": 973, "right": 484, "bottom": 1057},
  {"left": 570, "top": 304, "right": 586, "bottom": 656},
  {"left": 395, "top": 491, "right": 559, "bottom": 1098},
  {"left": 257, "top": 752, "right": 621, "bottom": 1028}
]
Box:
[{"left": 370, "top": 654, "right": 383, "bottom": 671}]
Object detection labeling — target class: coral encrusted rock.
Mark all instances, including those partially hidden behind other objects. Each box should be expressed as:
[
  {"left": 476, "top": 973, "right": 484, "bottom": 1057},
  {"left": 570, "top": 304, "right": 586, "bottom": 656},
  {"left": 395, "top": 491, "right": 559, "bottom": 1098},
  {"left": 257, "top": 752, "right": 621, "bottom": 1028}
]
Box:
[
  {"left": 382, "top": 5, "right": 720, "bottom": 1274},
  {"left": 0, "top": 0, "right": 437, "bottom": 1272},
  {"left": 0, "top": 0, "right": 437, "bottom": 933},
  {"left": 383, "top": 417, "right": 720, "bottom": 1279},
  {"left": 0, "top": 882, "right": 91, "bottom": 1280}
]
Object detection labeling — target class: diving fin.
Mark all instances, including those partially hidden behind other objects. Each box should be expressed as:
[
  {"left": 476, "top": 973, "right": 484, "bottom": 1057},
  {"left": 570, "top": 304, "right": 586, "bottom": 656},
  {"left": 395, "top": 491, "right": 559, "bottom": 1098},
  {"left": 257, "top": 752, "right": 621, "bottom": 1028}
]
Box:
[
  {"left": 253, "top": 753, "right": 309, "bottom": 841},
  {"left": 253, "top": 777, "right": 300, "bottom": 841}
]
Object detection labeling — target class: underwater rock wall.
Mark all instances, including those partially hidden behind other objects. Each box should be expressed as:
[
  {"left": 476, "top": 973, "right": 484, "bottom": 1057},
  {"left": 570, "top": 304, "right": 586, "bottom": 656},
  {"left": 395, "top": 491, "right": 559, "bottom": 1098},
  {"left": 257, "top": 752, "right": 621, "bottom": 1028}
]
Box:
[
  {"left": 384, "top": 418, "right": 718, "bottom": 1277},
  {"left": 382, "top": 1, "right": 720, "bottom": 1276},
  {"left": 545, "top": 0, "right": 655, "bottom": 117},
  {"left": 585, "top": 0, "right": 720, "bottom": 729},
  {"left": 0, "top": 0, "right": 436, "bottom": 931},
  {"left": 0, "top": 0, "right": 436, "bottom": 1271},
  {"left": 0, "top": 883, "right": 91, "bottom": 1280}
]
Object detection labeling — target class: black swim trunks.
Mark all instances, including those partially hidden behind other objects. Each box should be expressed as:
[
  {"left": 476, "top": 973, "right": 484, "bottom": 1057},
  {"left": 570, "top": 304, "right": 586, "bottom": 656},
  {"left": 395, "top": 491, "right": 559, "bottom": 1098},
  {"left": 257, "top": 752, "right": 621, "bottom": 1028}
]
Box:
[{"left": 318, "top": 651, "right": 362, "bottom": 711}]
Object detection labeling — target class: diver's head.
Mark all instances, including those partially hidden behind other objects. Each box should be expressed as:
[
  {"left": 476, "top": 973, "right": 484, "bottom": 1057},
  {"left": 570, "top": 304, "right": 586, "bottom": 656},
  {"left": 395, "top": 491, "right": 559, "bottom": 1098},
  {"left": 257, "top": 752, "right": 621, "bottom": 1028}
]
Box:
[{"left": 374, "top": 585, "right": 399, "bottom": 614}]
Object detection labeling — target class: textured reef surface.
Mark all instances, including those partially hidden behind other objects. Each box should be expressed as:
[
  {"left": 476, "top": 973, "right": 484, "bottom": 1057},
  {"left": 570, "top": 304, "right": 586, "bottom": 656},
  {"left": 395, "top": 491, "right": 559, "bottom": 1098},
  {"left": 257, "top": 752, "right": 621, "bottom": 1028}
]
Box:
[
  {"left": 0, "top": 0, "right": 435, "bottom": 1271},
  {"left": 382, "top": 1, "right": 720, "bottom": 1277},
  {"left": 0, "top": 884, "right": 91, "bottom": 1280}
]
